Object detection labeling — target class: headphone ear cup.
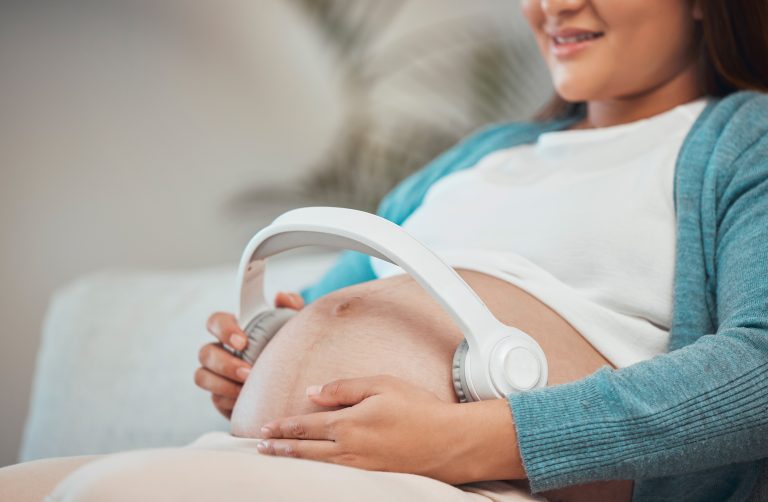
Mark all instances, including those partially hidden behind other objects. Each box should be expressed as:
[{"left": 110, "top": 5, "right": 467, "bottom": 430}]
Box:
[
  {"left": 237, "top": 308, "right": 298, "bottom": 364},
  {"left": 452, "top": 339, "right": 471, "bottom": 403}
]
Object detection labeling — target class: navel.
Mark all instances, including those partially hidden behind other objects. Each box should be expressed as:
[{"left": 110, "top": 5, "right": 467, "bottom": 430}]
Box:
[{"left": 331, "top": 296, "right": 363, "bottom": 317}]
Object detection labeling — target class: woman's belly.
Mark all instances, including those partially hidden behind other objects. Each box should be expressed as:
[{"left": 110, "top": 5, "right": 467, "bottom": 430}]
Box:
[
  {"left": 231, "top": 269, "right": 612, "bottom": 436},
  {"left": 230, "top": 269, "right": 631, "bottom": 501}
]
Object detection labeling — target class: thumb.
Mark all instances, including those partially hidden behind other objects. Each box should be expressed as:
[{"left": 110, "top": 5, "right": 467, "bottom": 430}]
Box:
[
  {"left": 274, "top": 291, "right": 305, "bottom": 310},
  {"left": 306, "top": 377, "right": 388, "bottom": 407}
]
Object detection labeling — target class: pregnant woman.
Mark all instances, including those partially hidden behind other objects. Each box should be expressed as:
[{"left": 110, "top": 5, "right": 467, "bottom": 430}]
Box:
[{"left": 2, "top": 0, "right": 766, "bottom": 501}]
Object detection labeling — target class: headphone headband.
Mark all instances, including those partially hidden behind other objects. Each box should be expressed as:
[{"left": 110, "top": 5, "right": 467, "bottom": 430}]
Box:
[{"left": 236, "top": 207, "right": 547, "bottom": 400}]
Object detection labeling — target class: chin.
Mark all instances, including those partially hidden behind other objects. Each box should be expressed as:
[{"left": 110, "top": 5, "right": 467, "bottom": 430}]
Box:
[
  {"left": 552, "top": 83, "right": 592, "bottom": 104},
  {"left": 548, "top": 63, "right": 609, "bottom": 103}
]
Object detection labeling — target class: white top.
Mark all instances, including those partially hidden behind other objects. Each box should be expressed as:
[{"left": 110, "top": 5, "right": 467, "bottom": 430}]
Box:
[{"left": 371, "top": 100, "right": 708, "bottom": 368}]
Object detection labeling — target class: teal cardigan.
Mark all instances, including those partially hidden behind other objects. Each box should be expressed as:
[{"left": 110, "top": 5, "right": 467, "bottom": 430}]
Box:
[{"left": 300, "top": 91, "right": 768, "bottom": 501}]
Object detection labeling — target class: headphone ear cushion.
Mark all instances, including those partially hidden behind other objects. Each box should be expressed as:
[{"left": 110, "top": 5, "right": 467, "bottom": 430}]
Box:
[
  {"left": 452, "top": 339, "right": 471, "bottom": 403},
  {"left": 237, "top": 308, "right": 298, "bottom": 364}
]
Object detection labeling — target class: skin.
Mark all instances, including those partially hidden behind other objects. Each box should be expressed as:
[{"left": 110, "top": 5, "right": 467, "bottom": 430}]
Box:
[{"left": 195, "top": 0, "right": 707, "bottom": 496}]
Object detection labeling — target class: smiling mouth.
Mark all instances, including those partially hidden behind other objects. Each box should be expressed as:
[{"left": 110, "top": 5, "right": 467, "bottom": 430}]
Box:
[{"left": 553, "top": 32, "right": 604, "bottom": 45}]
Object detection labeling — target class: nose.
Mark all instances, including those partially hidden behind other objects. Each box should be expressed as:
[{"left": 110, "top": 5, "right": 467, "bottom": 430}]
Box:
[{"left": 540, "top": 0, "right": 587, "bottom": 17}]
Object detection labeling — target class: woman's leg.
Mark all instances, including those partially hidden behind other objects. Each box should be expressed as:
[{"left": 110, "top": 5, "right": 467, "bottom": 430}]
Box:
[
  {"left": 46, "top": 433, "right": 539, "bottom": 502},
  {"left": 0, "top": 455, "right": 101, "bottom": 502}
]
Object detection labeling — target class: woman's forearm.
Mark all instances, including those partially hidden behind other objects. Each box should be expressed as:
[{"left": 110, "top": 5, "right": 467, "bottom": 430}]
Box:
[{"left": 453, "top": 399, "right": 525, "bottom": 482}]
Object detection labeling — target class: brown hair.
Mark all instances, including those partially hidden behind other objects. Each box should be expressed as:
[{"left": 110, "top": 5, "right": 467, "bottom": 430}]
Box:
[{"left": 536, "top": 0, "right": 768, "bottom": 121}]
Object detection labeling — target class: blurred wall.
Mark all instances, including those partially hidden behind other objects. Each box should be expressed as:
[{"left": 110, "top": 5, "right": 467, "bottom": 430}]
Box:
[{"left": 0, "top": 0, "right": 544, "bottom": 467}]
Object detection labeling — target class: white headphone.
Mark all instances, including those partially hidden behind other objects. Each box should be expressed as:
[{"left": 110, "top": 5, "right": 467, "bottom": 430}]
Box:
[{"left": 234, "top": 207, "right": 548, "bottom": 402}]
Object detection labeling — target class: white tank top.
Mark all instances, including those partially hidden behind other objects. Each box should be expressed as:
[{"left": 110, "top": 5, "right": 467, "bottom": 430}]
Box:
[{"left": 371, "top": 100, "right": 707, "bottom": 367}]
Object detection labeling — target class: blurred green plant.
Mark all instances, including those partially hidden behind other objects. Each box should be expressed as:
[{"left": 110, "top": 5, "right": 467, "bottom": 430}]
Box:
[{"left": 235, "top": 0, "right": 551, "bottom": 214}]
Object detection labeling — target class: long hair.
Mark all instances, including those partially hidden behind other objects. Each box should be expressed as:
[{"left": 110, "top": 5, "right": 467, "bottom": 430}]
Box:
[{"left": 536, "top": 0, "right": 768, "bottom": 121}]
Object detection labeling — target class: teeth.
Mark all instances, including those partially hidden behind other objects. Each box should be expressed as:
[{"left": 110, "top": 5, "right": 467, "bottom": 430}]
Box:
[{"left": 555, "top": 32, "right": 601, "bottom": 44}]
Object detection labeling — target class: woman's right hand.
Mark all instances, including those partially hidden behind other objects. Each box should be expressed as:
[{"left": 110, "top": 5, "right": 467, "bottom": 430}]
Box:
[{"left": 196, "top": 291, "right": 305, "bottom": 419}]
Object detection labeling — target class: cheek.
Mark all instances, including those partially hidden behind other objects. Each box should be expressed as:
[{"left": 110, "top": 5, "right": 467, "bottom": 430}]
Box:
[
  {"left": 520, "top": 0, "right": 541, "bottom": 24},
  {"left": 599, "top": 4, "right": 696, "bottom": 94},
  {"left": 520, "top": 1, "right": 548, "bottom": 57}
]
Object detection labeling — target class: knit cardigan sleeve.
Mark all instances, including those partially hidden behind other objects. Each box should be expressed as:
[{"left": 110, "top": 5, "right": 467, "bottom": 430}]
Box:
[{"left": 507, "top": 97, "right": 768, "bottom": 495}]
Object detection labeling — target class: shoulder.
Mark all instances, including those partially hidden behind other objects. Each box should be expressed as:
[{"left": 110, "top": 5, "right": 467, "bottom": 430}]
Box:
[
  {"left": 694, "top": 92, "right": 768, "bottom": 162},
  {"left": 710, "top": 90, "right": 768, "bottom": 124},
  {"left": 695, "top": 94, "right": 768, "bottom": 238},
  {"left": 419, "top": 117, "right": 578, "bottom": 173},
  {"left": 467, "top": 117, "right": 578, "bottom": 146},
  {"left": 377, "top": 119, "right": 565, "bottom": 223},
  {"left": 683, "top": 92, "right": 768, "bottom": 194}
]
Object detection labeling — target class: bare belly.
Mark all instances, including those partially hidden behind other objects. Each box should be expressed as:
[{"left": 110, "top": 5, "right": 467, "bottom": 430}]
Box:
[{"left": 231, "top": 269, "right": 632, "bottom": 501}]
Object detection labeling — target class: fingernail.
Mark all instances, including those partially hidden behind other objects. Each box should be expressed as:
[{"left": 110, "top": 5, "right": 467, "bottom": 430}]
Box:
[
  {"left": 257, "top": 441, "right": 269, "bottom": 452},
  {"left": 306, "top": 385, "right": 322, "bottom": 396},
  {"left": 231, "top": 334, "right": 246, "bottom": 350},
  {"left": 260, "top": 426, "right": 273, "bottom": 438},
  {"left": 236, "top": 367, "right": 251, "bottom": 381}
]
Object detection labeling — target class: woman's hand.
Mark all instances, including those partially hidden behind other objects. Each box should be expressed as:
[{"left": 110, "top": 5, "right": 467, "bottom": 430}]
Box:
[
  {"left": 258, "top": 375, "right": 525, "bottom": 484},
  {"left": 195, "top": 291, "right": 305, "bottom": 419}
]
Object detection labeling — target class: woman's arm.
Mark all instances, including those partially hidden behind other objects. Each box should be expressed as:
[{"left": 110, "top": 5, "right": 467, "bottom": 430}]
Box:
[
  {"left": 508, "top": 119, "right": 768, "bottom": 495},
  {"left": 258, "top": 376, "right": 526, "bottom": 484}
]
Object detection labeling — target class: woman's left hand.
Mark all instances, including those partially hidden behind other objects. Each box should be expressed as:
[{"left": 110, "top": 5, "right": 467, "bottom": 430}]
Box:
[{"left": 258, "top": 375, "right": 525, "bottom": 484}]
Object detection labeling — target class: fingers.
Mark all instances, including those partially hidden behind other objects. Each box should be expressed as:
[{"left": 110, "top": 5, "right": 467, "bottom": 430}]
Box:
[
  {"left": 274, "top": 291, "right": 305, "bottom": 310},
  {"left": 212, "top": 394, "right": 237, "bottom": 419},
  {"left": 306, "top": 376, "right": 394, "bottom": 407},
  {"left": 260, "top": 410, "right": 340, "bottom": 441},
  {"left": 256, "top": 438, "right": 340, "bottom": 463},
  {"left": 194, "top": 367, "right": 243, "bottom": 398},
  {"left": 202, "top": 312, "right": 252, "bottom": 420},
  {"left": 198, "top": 343, "right": 251, "bottom": 383},
  {"left": 206, "top": 312, "right": 247, "bottom": 351},
  {"left": 206, "top": 294, "right": 302, "bottom": 352}
]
